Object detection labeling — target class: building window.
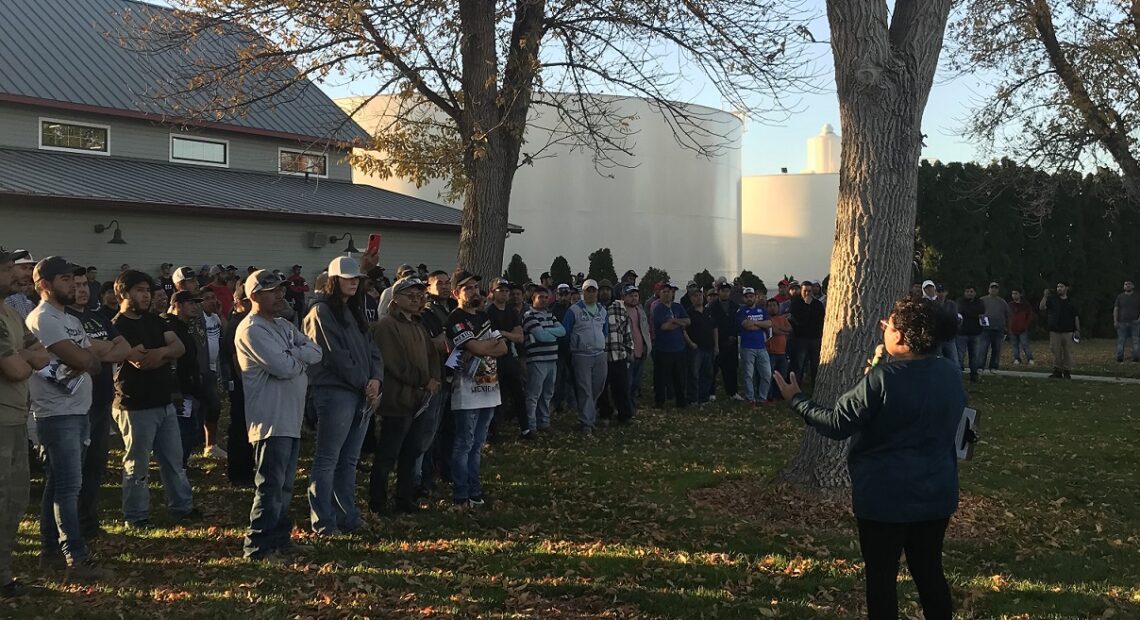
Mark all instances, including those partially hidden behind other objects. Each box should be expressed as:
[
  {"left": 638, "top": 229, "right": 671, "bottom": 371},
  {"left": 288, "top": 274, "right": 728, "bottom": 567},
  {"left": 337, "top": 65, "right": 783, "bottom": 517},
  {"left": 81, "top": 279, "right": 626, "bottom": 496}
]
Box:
[
  {"left": 279, "top": 148, "right": 328, "bottom": 177},
  {"left": 170, "top": 135, "right": 228, "bottom": 166},
  {"left": 39, "top": 119, "right": 109, "bottom": 154}
]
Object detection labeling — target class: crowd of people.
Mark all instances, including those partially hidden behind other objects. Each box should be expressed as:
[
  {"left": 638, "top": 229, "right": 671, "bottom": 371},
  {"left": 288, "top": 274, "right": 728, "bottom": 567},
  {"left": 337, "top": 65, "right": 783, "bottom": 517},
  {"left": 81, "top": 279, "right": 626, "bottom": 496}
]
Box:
[{"left": 1, "top": 244, "right": 1137, "bottom": 601}]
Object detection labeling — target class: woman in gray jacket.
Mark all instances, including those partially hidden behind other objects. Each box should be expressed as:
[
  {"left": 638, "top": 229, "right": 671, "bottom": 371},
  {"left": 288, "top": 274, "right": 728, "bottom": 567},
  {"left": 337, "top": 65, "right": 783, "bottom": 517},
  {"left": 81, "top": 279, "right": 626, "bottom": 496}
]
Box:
[{"left": 303, "top": 257, "right": 383, "bottom": 535}]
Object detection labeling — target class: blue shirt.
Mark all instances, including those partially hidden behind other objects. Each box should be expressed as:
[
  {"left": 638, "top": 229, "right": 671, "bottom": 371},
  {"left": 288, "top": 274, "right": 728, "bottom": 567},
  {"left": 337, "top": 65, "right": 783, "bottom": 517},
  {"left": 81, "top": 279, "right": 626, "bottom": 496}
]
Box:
[
  {"left": 736, "top": 305, "right": 769, "bottom": 350},
  {"left": 651, "top": 302, "right": 688, "bottom": 353}
]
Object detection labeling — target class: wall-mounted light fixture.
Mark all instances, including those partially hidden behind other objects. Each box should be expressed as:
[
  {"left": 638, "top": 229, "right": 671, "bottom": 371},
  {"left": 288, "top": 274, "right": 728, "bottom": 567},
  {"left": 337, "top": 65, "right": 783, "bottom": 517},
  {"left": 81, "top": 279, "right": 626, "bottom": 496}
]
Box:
[
  {"left": 328, "top": 232, "right": 360, "bottom": 254},
  {"left": 94, "top": 220, "right": 127, "bottom": 244}
]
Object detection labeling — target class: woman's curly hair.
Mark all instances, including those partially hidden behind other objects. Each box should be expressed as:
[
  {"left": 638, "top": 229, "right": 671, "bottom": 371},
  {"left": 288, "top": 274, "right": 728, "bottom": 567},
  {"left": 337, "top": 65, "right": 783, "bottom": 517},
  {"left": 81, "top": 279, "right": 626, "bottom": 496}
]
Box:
[{"left": 889, "top": 296, "right": 958, "bottom": 355}]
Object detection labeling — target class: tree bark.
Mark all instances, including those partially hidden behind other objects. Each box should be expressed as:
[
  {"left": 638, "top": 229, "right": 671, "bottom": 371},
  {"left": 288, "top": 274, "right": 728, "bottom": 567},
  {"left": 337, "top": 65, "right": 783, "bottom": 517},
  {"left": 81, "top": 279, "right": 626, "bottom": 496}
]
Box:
[{"left": 778, "top": 0, "right": 954, "bottom": 490}]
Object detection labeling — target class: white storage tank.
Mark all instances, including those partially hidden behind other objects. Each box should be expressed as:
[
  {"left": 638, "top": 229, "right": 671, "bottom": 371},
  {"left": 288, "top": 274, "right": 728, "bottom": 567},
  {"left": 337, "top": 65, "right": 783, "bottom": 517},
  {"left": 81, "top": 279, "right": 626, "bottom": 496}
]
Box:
[{"left": 341, "top": 95, "right": 743, "bottom": 280}]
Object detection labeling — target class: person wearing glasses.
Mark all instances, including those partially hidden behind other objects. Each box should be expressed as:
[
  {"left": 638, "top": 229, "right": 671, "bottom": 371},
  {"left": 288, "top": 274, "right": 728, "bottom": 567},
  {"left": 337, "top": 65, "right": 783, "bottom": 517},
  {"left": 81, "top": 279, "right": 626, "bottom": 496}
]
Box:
[
  {"left": 302, "top": 257, "right": 383, "bottom": 533},
  {"left": 369, "top": 277, "right": 440, "bottom": 513},
  {"left": 773, "top": 296, "right": 963, "bottom": 620}
]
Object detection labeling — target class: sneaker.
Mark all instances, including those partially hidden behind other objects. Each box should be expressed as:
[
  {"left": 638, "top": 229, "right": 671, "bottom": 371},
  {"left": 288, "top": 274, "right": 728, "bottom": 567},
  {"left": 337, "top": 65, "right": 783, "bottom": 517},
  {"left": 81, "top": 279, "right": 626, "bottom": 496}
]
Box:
[
  {"left": 1048, "top": 370, "right": 1063, "bottom": 379},
  {"left": 1028, "top": 360, "right": 1036, "bottom": 366},
  {"left": 203, "top": 445, "right": 228, "bottom": 460},
  {"left": 730, "top": 393, "right": 745, "bottom": 401},
  {"left": 708, "top": 395, "right": 717, "bottom": 402},
  {"left": 38, "top": 551, "right": 66, "bottom": 572},
  {"left": 519, "top": 429, "right": 537, "bottom": 441},
  {"left": 65, "top": 558, "right": 114, "bottom": 582},
  {"left": 123, "top": 519, "right": 155, "bottom": 531},
  {"left": 0, "top": 579, "right": 28, "bottom": 599},
  {"left": 1012, "top": 359, "right": 1021, "bottom": 366},
  {"left": 467, "top": 496, "right": 487, "bottom": 509}
]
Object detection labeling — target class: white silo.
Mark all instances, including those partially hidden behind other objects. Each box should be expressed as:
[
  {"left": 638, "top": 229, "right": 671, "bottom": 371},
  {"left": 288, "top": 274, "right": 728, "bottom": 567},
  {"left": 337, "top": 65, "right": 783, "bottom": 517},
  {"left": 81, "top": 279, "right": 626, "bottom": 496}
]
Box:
[
  {"left": 741, "top": 123, "right": 841, "bottom": 284},
  {"left": 342, "top": 95, "right": 743, "bottom": 280},
  {"left": 805, "top": 123, "right": 841, "bottom": 174}
]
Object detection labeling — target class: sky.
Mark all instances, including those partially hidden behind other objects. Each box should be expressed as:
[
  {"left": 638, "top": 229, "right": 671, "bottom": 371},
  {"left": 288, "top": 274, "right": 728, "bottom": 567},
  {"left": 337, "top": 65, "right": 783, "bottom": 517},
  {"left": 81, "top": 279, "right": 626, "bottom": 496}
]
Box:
[{"left": 313, "top": 1, "right": 991, "bottom": 176}]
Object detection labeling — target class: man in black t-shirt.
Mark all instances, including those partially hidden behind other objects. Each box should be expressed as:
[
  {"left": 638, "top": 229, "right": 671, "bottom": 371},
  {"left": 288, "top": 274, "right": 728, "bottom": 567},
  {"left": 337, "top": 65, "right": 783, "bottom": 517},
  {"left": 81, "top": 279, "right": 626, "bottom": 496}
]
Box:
[
  {"left": 788, "top": 281, "right": 825, "bottom": 386},
  {"left": 707, "top": 282, "right": 741, "bottom": 400},
  {"left": 486, "top": 279, "right": 530, "bottom": 440},
  {"left": 111, "top": 271, "right": 199, "bottom": 528},
  {"left": 1040, "top": 282, "right": 1080, "bottom": 378},
  {"left": 683, "top": 288, "right": 717, "bottom": 405}
]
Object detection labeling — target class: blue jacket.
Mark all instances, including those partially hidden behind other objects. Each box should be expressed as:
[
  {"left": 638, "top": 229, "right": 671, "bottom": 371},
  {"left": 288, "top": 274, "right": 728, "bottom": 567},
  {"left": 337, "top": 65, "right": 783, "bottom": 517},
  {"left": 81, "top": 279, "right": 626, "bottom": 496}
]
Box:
[
  {"left": 790, "top": 356, "right": 966, "bottom": 523},
  {"left": 562, "top": 300, "right": 609, "bottom": 356}
]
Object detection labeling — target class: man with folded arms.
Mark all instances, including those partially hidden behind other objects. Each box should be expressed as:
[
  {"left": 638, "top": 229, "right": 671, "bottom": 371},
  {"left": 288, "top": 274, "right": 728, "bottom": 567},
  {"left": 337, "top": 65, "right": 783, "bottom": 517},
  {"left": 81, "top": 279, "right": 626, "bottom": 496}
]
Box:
[
  {"left": 236, "top": 270, "right": 322, "bottom": 561},
  {"left": 0, "top": 248, "right": 50, "bottom": 598}
]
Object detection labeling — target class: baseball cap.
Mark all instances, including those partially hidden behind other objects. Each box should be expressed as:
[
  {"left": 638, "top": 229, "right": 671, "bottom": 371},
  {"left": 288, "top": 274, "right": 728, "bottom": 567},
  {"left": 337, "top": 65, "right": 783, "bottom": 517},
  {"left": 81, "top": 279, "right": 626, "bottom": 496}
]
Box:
[
  {"left": 742, "top": 286, "right": 756, "bottom": 295},
  {"left": 622, "top": 285, "right": 639, "bottom": 296},
  {"left": 540, "top": 272, "right": 551, "bottom": 280},
  {"left": 159, "top": 262, "right": 173, "bottom": 269},
  {"left": 599, "top": 279, "right": 613, "bottom": 289},
  {"left": 801, "top": 280, "right": 814, "bottom": 287},
  {"left": 210, "top": 264, "right": 228, "bottom": 276},
  {"left": 116, "top": 270, "right": 153, "bottom": 294},
  {"left": 556, "top": 283, "right": 571, "bottom": 293},
  {"left": 33, "top": 256, "right": 80, "bottom": 282},
  {"left": 788, "top": 280, "right": 801, "bottom": 288},
  {"left": 935, "top": 283, "right": 947, "bottom": 292},
  {"left": 172, "top": 266, "right": 196, "bottom": 285},
  {"left": 291, "top": 264, "right": 303, "bottom": 270},
  {"left": 685, "top": 280, "right": 698, "bottom": 290},
  {"left": 12, "top": 249, "right": 35, "bottom": 265},
  {"left": 245, "top": 269, "right": 286, "bottom": 297},
  {"left": 328, "top": 256, "right": 365, "bottom": 279},
  {"left": 393, "top": 277, "right": 427, "bottom": 294},
  {"left": 582, "top": 279, "right": 599, "bottom": 290},
  {"left": 170, "top": 290, "right": 203, "bottom": 305},
  {"left": 622, "top": 270, "right": 638, "bottom": 279},
  {"left": 717, "top": 281, "right": 732, "bottom": 290},
  {"left": 661, "top": 280, "right": 679, "bottom": 290},
  {"left": 989, "top": 281, "right": 1000, "bottom": 288},
  {"left": 452, "top": 269, "right": 481, "bottom": 289},
  {"left": 492, "top": 278, "right": 511, "bottom": 291},
  {"left": 396, "top": 264, "right": 416, "bottom": 279},
  {"left": 921, "top": 279, "right": 936, "bottom": 289}
]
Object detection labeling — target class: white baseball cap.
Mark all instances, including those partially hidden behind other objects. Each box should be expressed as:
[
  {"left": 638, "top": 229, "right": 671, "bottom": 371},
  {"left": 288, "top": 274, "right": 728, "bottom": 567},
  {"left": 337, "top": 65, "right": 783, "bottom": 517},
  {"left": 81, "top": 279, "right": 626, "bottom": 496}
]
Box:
[
  {"left": 328, "top": 256, "right": 364, "bottom": 279},
  {"left": 921, "top": 279, "right": 936, "bottom": 290},
  {"left": 172, "top": 266, "right": 195, "bottom": 285},
  {"left": 582, "top": 279, "right": 599, "bottom": 290}
]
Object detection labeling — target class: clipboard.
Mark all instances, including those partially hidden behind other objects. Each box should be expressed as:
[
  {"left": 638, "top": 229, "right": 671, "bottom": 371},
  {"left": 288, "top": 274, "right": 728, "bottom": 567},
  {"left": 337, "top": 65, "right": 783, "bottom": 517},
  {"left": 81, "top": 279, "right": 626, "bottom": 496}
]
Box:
[{"left": 956, "top": 407, "right": 980, "bottom": 460}]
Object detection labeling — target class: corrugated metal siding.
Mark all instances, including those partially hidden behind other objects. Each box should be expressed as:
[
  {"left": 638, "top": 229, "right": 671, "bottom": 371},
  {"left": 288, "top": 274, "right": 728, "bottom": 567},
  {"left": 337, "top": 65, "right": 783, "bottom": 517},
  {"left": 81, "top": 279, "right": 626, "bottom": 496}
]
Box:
[
  {"left": 0, "top": 102, "right": 354, "bottom": 180},
  {"left": 0, "top": 0, "right": 369, "bottom": 143},
  {"left": 0, "top": 203, "right": 461, "bottom": 283},
  {"left": 0, "top": 147, "right": 467, "bottom": 226}
]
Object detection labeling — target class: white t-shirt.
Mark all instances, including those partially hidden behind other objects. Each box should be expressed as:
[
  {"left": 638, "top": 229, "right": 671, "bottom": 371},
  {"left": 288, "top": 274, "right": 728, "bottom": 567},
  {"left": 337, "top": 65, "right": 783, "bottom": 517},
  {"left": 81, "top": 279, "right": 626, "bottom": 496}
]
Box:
[
  {"left": 26, "top": 302, "right": 92, "bottom": 419},
  {"left": 204, "top": 313, "right": 222, "bottom": 372}
]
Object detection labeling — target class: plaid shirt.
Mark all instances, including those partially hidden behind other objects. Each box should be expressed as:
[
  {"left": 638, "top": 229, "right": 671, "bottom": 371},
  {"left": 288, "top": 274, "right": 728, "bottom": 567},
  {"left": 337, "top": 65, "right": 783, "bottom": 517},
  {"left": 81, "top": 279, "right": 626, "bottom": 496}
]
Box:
[{"left": 605, "top": 300, "right": 633, "bottom": 362}]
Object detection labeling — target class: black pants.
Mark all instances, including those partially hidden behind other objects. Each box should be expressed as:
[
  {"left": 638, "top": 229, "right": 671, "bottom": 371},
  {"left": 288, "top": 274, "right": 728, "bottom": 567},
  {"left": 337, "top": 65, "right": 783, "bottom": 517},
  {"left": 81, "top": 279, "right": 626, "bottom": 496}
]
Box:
[
  {"left": 370, "top": 415, "right": 418, "bottom": 510},
  {"left": 495, "top": 357, "right": 528, "bottom": 434},
  {"left": 652, "top": 350, "right": 687, "bottom": 408},
  {"left": 856, "top": 518, "right": 952, "bottom": 620},
  {"left": 78, "top": 403, "right": 112, "bottom": 536},
  {"left": 790, "top": 337, "right": 822, "bottom": 385},
  {"left": 716, "top": 341, "right": 738, "bottom": 396},
  {"left": 226, "top": 387, "right": 255, "bottom": 487},
  {"left": 597, "top": 360, "right": 632, "bottom": 421}
]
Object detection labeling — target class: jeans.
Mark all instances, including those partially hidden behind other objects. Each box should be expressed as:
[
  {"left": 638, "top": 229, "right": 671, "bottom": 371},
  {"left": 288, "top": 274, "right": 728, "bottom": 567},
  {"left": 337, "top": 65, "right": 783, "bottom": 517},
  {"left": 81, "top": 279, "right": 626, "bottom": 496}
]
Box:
[
  {"left": 597, "top": 359, "right": 633, "bottom": 422},
  {"left": 1117, "top": 323, "right": 1140, "bottom": 361},
  {"left": 370, "top": 414, "right": 423, "bottom": 509},
  {"left": 1010, "top": 332, "right": 1033, "bottom": 363},
  {"left": 768, "top": 353, "right": 789, "bottom": 401},
  {"left": 79, "top": 403, "right": 112, "bottom": 537},
  {"left": 37, "top": 415, "right": 89, "bottom": 565},
  {"left": 525, "top": 361, "right": 557, "bottom": 430},
  {"left": 857, "top": 518, "right": 952, "bottom": 620},
  {"left": 0, "top": 424, "right": 30, "bottom": 585},
  {"left": 652, "top": 350, "right": 687, "bottom": 408},
  {"left": 307, "top": 387, "right": 368, "bottom": 534},
  {"left": 420, "top": 389, "right": 451, "bottom": 491},
  {"left": 981, "top": 330, "right": 1004, "bottom": 370},
  {"left": 741, "top": 348, "right": 772, "bottom": 402},
  {"left": 628, "top": 356, "right": 646, "bottom": 413},
  {"left": 571, "top": 353, "right": 607, "bottom": 430},
  {"left": 688, "top": 349, "right": 715, "bottom": 404},
  {"left": 451, "top": 407, "right": 494, "bottom": 501},
  {"left": 938, "top": 339, "right": 959, "bottom": 366},
  {"left": 716, "top": 341, "right": 739, "bottom": 397},
  {"left": 113, "top": 405, "right": 194, "bottom": 524},
  {"left": 244, "top": 436, "right": 300, "bottom": 559},
  {"left": 956, "top": 334, "right": 983, "bottom": 374}
]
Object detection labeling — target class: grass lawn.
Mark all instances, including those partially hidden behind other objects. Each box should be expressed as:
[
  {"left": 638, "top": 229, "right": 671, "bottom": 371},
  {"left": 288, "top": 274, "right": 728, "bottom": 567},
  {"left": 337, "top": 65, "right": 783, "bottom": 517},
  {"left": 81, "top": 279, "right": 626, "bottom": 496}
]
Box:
[
  {"left": 5, "top": 367, "right": 1140, "bottom": 618},
  {"left": 992, "top": 337, "right": 1140, "bottom": 379}
]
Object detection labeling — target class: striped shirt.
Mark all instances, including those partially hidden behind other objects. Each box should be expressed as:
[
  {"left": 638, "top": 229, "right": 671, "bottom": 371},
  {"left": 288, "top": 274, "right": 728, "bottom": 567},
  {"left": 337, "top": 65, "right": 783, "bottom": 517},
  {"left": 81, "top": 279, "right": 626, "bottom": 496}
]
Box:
[{"left": 523, "top": 308, "right": 562, "bottom": 363}]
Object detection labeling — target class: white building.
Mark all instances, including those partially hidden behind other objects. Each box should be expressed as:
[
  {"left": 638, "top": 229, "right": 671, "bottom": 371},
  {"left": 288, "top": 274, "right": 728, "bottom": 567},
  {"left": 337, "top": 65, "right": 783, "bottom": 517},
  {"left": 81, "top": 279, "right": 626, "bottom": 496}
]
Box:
[
  {"left": 341, "top": 96, "right": 743, "bottom": 280},
  {"left": 740, "top": 124, "right": 841, "bottom": 285}
]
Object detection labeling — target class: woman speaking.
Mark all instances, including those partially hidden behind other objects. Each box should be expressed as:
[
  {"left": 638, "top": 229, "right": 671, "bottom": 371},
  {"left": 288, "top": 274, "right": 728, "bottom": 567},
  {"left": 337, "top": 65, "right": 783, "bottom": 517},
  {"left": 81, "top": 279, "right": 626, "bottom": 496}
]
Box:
[{"left": 774, "top": 297, "right": 965, "bottom": 620}]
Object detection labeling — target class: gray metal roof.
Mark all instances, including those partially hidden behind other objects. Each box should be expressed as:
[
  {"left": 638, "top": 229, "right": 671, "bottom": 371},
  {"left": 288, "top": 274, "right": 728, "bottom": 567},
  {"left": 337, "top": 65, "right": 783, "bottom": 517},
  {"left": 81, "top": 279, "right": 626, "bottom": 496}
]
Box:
[
  {"left": 0, "top": 0, "right": 369, "bottom": 143},
  {"left": 0, "top": 148, "right": 492, "bottom": 229}
]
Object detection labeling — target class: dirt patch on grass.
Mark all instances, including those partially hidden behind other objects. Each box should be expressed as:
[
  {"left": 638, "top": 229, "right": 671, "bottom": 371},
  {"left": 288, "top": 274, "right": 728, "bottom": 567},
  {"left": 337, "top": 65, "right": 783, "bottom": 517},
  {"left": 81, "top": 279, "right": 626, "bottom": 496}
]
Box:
[{"left": 689, "top": 478, "right": 1010, "bottom": 541}]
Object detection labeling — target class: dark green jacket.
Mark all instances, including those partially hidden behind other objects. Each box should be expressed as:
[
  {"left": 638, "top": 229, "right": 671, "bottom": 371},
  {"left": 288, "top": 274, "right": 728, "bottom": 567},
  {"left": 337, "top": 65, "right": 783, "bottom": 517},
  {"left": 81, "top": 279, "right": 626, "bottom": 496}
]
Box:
[{"left": 790, "top": 356, "right": 966, "bottom": 523}]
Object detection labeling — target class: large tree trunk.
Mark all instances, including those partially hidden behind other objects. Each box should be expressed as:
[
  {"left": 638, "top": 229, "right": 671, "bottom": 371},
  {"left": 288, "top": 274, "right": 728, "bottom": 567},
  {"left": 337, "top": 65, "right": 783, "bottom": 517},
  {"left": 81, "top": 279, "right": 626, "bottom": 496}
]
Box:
[
  {"left": 456, "top": 153, "right": 515, "bottom": 278},
  {"left": 778, "top": 0, "right": 954, "bottom": 490}
]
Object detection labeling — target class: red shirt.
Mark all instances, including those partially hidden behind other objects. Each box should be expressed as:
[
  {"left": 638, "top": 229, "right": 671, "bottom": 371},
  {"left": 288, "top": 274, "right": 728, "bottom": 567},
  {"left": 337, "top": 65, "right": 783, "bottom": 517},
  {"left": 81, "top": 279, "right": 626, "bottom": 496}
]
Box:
[{"left": 205, "top": 282, "right": 233, "bottom": 317}]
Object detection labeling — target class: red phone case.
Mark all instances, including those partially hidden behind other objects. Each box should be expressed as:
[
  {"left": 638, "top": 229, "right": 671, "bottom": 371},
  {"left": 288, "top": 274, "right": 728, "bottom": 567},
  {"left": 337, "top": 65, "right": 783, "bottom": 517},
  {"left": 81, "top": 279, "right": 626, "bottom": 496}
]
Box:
[{"left": 367, "top": 233, "right": 381, "bottom": 254}]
